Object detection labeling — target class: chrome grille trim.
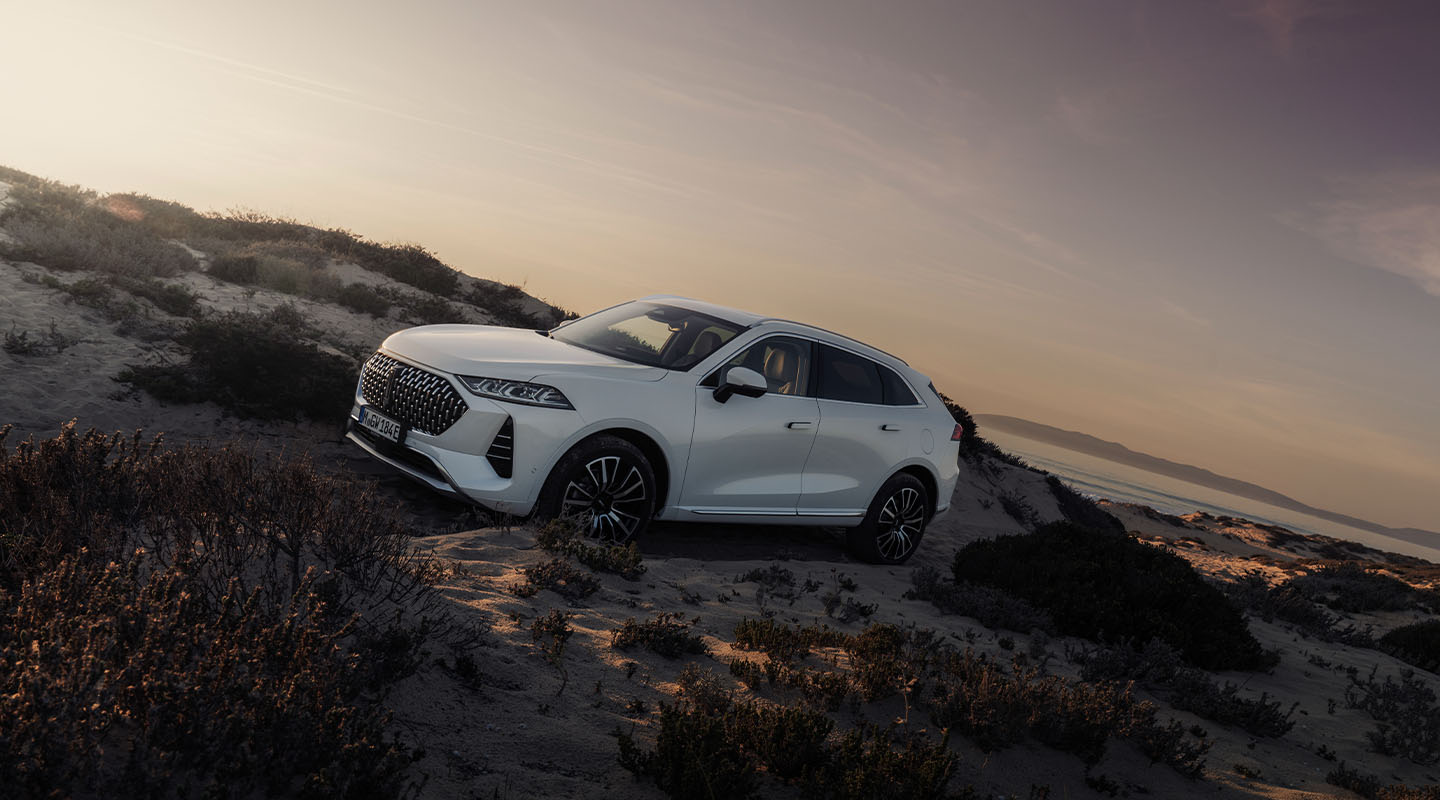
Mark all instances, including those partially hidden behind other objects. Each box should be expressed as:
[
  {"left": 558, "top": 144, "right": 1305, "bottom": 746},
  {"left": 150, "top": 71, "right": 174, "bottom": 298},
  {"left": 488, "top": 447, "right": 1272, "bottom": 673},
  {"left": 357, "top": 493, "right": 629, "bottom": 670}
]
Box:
[
  {"left": 485, "top": 417, "right": 514, "bottom": 479},
  {"left": 359, "top": 352, "right": 468, "bottom": 436}
]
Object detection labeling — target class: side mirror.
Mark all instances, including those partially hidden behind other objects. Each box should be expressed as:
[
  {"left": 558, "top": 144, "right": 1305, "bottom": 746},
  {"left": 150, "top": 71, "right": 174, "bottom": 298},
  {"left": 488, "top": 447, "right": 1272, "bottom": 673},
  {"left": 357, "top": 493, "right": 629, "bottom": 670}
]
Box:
[{"left": 713, "top": 366, "right": 768, "bottom": 404}]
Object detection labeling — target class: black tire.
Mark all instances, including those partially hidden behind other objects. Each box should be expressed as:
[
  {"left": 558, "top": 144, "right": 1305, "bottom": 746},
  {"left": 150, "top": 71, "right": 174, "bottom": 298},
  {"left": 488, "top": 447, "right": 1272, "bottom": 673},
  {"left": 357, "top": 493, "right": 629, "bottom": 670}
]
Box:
[
  {"left": 534, "top": 435, "right": 657, "bottom": 543},
  {"left": 846, "top": 473, "right": 929, "bottom": 564}
]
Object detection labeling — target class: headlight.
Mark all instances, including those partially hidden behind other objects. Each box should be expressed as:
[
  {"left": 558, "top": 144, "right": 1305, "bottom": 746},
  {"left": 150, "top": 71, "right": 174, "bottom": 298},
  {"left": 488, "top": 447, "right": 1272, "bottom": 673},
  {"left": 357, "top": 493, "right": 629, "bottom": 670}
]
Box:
[{"left": 457, "top": 376, "right": 574, "bottom": 409}]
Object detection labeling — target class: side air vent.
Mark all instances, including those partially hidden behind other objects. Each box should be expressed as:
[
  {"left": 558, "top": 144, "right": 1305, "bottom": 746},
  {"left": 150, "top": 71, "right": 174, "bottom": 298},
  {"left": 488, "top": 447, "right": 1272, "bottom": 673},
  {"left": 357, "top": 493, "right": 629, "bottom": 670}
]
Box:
[{"left": 485, "top": 417, "right": 514, "bottom": 479}]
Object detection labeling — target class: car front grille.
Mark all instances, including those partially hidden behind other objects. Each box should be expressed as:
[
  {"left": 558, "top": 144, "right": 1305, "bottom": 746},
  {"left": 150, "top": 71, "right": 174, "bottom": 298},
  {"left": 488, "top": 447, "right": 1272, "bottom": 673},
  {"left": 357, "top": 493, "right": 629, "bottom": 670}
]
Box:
[
  {"left": 359, "top": 352, "right": 468, "bottom": 436},
  {"left": 485, "top": 417, "right": 514, "bottom": 478}
]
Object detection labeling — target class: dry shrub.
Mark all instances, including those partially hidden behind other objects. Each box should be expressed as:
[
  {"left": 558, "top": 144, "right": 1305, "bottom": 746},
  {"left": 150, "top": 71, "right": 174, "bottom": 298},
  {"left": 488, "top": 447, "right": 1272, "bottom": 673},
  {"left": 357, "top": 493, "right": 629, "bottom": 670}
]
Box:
[
  {"left": 1327, "top": 762, "right": 1440, "bottom": 800},
  {"left": 1074, "top": 640, "right": 1296, "bottom": 738},
  {"left": 510, "top": 557, "right": 600, "bottom": 603},
  {"left": 618, "top": 700, "right": 969, "bottom": 800},
  {"left": 611, "top": 612, "right": 708, "bottom": 658},
  {"left": 1346, "top": 667, "right": 1440, "bottom": 765},
  {"left": 0, "top": 558, "right": 409, "bottom": 798},
  {"left": 534, "top": 519, "right": 645, "bottom": 580},
  {"left": 906, "top": 566, "right": 1053, "bottom": 634},
  {"left": 724, "top": 620, "right": 1210, "bottom": 777},
  {"left": 1288, "top": 563, "right": 1427, "bottom": 613},
  {"left": 0, "top": 424, "right": 451, "bottom": 798},
  {"left": 0, "top": 182, "right": 196, "bottom": 277}
]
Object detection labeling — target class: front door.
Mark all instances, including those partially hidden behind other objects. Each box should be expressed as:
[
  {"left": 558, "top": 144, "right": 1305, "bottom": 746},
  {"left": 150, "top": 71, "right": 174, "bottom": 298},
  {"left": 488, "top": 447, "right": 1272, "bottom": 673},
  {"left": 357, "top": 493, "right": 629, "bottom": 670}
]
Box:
[{"left": 679, "top": 336, "right": 819, "bottom": 515}]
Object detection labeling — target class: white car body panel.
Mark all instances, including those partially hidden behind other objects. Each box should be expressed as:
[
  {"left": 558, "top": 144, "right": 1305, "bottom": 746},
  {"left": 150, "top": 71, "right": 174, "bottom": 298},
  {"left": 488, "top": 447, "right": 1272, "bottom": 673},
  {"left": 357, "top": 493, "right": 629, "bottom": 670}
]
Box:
[{"left": 347, "top": 295, "right": 959, "bottom": 534}]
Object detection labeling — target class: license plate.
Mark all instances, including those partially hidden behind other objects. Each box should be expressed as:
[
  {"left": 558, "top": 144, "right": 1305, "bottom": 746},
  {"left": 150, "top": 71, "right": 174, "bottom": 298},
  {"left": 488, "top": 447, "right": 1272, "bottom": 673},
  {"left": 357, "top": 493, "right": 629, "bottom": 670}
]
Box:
[{"left": 358, "top": 406, "right": 404, "bottom": 444}]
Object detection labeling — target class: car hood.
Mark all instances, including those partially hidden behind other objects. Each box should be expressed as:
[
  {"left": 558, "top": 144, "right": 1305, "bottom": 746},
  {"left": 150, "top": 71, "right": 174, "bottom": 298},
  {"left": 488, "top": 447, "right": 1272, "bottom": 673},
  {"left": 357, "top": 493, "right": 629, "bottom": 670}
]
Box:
[{"left": 381, "top": 325, "right": 667, "bottom": 382}]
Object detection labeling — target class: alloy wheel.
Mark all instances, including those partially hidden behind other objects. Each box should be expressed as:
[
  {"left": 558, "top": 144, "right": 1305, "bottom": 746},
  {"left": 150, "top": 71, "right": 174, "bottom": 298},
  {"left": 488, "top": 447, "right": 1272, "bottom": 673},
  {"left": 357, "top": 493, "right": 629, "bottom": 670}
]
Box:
[
  {"left": 875, "top": 486, "right": 925, "bottom": 561},
  {"left": 559, "top": 455, "right": 649, "bottom": 542}
]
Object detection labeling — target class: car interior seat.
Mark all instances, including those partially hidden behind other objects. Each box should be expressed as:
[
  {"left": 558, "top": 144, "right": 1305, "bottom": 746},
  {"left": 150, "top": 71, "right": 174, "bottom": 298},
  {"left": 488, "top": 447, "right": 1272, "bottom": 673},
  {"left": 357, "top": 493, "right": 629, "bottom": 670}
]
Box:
[{"left": 763, "top": 344, "right": 801, "bottom": 395}]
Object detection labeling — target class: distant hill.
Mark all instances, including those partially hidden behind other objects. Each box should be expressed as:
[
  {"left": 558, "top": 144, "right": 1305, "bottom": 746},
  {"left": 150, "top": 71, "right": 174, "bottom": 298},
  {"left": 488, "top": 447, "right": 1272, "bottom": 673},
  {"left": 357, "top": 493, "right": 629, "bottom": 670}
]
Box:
[{"left": 976, "top": 413, "right": 1440, "bottom": 548}]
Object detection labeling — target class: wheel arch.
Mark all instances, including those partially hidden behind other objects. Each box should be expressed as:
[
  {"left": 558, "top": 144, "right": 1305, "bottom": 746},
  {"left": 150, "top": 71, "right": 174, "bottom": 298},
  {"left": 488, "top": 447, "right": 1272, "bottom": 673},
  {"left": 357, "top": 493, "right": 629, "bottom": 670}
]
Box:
[{"left": 896, "top": 464, "right": 939, "bottom": 519}]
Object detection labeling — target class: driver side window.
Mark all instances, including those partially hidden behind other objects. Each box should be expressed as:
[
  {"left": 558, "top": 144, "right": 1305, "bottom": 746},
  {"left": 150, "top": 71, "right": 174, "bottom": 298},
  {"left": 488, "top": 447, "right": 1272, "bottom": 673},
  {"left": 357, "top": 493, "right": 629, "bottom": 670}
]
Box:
[{"left": 710, "top": 336, "right": 813, "bottom": 396}]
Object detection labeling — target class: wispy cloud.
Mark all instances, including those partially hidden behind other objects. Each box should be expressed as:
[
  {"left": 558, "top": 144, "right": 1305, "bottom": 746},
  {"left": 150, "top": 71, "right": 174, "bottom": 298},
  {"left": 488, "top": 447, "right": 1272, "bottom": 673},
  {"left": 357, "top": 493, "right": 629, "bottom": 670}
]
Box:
[
  {"left": 1231, "top": 0, "right": 1343, "bottom": 56},
  {"left": 1300, "top": 172, "right": 1440, "bottom": 295}
]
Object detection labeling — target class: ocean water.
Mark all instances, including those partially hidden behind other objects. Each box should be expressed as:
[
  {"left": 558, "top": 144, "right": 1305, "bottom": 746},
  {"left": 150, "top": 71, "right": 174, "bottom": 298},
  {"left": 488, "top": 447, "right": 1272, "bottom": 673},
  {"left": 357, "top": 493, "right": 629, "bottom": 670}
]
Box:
[{"left": 984, "top": 429, "right": 1440, "bottom": 564}]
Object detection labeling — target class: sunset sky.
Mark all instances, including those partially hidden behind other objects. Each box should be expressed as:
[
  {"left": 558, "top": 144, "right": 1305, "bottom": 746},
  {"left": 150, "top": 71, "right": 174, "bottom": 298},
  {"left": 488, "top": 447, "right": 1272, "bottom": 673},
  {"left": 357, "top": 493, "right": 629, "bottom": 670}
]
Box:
[{"left": 3, "top": 1, "right": 1438, "bottom": 530}]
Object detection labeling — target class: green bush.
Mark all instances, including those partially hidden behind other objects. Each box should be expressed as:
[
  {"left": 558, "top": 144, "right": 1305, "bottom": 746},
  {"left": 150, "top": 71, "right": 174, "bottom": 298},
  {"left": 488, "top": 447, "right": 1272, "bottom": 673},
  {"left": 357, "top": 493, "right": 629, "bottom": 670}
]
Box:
[
  {"left": 337, "top": 283, "right": 393, "bottom": 317},
  {"left": 1381, "top": 620, "right": 1440, "bottom": 674},
  {"left": 209, "top": 253, "right": 260, "bottom": 283},
  {"left": 952, "top": 521, "right": 1272, "bottom": 671},
  {"left": 111, "top": 275, "right": 202, "bottom": 317},
  {"left": 1045, "top": 475, "right": 1123, "bottom": 531},
  {"left": 116, "top": 309, "right": 357, "bottom": 421},
  {"left": 395, "top": 292, "right": 464, "bottom": 325}
]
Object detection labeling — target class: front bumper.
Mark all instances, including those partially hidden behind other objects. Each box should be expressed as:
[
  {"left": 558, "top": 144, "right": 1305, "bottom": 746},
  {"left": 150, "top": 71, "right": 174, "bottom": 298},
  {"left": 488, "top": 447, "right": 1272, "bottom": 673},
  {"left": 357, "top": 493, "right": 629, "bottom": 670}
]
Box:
[{"left": 346, "top": 351, "right": 583, "bottom": 517}]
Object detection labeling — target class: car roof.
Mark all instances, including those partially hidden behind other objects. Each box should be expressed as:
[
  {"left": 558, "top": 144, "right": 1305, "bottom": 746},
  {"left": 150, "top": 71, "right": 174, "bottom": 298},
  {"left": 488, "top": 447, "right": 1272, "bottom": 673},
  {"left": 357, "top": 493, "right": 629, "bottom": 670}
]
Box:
[{"left": 638, "top": 294, "right": 909, "bottom": 367}]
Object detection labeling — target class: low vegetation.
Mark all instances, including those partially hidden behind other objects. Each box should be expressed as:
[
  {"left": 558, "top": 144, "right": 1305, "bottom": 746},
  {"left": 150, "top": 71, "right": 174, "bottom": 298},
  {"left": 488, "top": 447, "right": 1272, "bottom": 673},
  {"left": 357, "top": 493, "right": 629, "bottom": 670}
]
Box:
[
  {"left": 952, "top": 521, "right": 1274, "bottom": 671},
  {"left": 510, "top": 557, "right": 601, "bottom": 603},
  {"left": 0, "top": 180, "right": 196, "bottom": 278},
  {"left": 1224, "top": 573, "right": 1377, "bottom": 647},
  {"left": 0, "top": 424, "right": 449, "bottom": 797},
  {"left": 1074, "top": 640, "right": 1296, "bottom": 738},
  {"left": 1346, "top": 667, "right": 1440, "bottom": 765},
  {"left": 1328, "top": 762, "right": 1440, "bottom": 800},
  {"left": 1288, "top": 563, "right": 1433, "bottom": 614},
  {"left": 723, "top": 620, "right": 1210, "bottom": 776},
  {"left": 534, "top": 520, "right": 646, "bottom": 580},
  {"left": 906, "top": 566, "right": 1054, "bottom": 634},
  {"left": 611, "top": 612, "right": 709, "bottom": 658},
  {"left": 1380, "top": 620, "right": 1440, "bottom": 674},
  {"left": 118, "top": 307, "right": 357, "bottom": 421},
  {"left": 619, "top": 701, "right": 970, "bottom": 800}
]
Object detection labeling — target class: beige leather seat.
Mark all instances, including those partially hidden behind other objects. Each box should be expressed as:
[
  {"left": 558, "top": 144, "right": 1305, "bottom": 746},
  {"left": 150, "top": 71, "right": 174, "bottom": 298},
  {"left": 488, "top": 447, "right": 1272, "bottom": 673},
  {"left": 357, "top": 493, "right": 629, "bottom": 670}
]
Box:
[{"left": 763, "top": 344, "right": 800, "bottom": 395}]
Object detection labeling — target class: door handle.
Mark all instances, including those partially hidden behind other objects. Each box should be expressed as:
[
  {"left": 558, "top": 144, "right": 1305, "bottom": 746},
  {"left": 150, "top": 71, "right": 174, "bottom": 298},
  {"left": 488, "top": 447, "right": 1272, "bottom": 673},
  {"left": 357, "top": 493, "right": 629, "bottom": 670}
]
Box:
[
  {"left": 786, "top": 421, "right": 813, "bottom": 430},
  {"left": 880, "top": 424, "right": 901, "bottom": 432}
]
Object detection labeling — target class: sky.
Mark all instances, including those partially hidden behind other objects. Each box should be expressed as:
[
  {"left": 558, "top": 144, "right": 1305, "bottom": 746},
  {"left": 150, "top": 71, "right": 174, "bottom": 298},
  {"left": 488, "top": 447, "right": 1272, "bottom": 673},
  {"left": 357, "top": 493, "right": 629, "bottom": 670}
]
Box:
[{"left": 2, "top": 0, "right": 1438, "bottom": 530}]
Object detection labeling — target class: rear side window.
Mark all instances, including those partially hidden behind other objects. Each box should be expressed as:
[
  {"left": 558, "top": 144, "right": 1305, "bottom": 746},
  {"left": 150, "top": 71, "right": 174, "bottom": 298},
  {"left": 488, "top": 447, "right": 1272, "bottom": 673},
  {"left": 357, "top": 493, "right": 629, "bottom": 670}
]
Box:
[
  {"left": 816, "top": 344, "right": 883, "bottom": 404},
  {"left": 879, "top": 367, "right": 919, "bottom": 406}
]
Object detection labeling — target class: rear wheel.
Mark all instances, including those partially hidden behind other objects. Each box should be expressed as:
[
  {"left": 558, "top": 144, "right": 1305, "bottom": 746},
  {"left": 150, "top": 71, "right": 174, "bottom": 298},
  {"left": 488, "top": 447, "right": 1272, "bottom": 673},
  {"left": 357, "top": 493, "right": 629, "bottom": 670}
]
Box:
[
  {"left": 535, "top": 436, "right": 656, "bottom": 543},
  {"left": 846, "top": 473, "right": 929, "bottom": 564}
]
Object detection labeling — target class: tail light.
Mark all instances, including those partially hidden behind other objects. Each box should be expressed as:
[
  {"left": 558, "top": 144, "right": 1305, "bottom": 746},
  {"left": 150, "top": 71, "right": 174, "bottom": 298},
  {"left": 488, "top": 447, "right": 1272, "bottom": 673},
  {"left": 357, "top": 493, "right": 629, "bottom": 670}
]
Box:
[{"left": 950, "top": 424, "right": 965, "bottom": 441}]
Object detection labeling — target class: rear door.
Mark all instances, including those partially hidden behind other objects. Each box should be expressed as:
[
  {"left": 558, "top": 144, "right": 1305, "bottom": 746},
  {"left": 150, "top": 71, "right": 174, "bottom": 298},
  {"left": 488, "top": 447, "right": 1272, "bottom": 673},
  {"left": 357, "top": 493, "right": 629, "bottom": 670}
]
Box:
[
  {"left": 798, "top": 344, "right": 926, "bottom": 517},
  {"left": 680, "top": 336, "right": 819, "bottom": 515}
]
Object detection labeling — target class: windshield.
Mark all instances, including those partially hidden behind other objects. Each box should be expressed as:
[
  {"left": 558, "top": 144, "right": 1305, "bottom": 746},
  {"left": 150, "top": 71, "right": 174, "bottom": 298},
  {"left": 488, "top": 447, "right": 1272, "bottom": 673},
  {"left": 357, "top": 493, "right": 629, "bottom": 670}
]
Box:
[{"left": 551, "top": 302, "right": 745, "bottom": 369}]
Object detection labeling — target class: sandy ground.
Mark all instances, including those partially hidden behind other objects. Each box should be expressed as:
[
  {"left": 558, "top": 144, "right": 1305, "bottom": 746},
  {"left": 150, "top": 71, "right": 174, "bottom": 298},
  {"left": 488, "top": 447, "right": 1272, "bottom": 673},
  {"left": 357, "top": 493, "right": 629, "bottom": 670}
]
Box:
[{"left": 383, "top": 494, "right": 1440, "bottom": 799}]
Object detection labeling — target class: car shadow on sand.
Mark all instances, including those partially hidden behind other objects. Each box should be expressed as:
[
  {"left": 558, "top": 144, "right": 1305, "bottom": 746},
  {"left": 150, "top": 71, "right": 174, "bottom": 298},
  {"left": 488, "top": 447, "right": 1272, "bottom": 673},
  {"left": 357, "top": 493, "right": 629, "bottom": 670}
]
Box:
[{"left": 638, "top": 521, "right": 854, "bottom": 564}]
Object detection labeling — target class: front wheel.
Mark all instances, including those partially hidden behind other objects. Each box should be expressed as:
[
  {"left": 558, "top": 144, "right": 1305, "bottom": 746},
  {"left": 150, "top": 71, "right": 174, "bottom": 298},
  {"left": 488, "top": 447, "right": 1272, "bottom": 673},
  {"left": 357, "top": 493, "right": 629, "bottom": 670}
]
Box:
[
  {"left": 534, "top": 435, "right": 656, "bottom": 543},
  {"left": 846, "top": 473, "right": 929, "bottom": 564}
]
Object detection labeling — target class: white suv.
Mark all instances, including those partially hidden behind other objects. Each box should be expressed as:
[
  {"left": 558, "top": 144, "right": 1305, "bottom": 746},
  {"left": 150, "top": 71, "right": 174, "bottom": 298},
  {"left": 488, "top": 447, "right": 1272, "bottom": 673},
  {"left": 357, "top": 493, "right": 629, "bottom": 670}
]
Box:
[{"left": 347, "top": 296, "right": 960, "bottom": 563}]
